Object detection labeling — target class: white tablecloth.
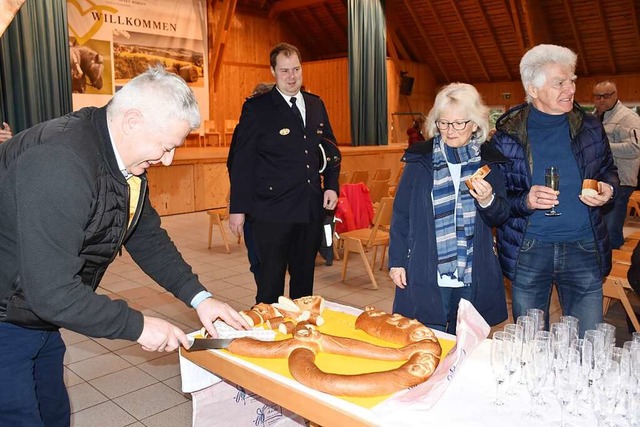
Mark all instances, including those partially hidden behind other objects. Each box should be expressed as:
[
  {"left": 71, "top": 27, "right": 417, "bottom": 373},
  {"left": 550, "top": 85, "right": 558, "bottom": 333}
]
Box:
[{"left": 179, "top": 302, "right": 602, "bottom": 426}]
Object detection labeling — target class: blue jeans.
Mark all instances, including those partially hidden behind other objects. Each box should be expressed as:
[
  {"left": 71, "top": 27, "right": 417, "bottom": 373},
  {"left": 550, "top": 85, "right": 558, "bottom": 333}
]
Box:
[
  {"left": 602, "top": 185, "right": 635, "bottom": 249},
  {"left": 512, "top": 238, "right": 603, "bottom": 337},
  {"left": 0, "top": 323, "right": 70, "bottom": 426}
]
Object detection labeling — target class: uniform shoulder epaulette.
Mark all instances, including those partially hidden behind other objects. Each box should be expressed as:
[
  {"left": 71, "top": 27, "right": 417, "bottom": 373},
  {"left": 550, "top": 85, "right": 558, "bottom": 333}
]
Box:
[{"left": 246, "top": 91, "right": 269, "bottom": 101}]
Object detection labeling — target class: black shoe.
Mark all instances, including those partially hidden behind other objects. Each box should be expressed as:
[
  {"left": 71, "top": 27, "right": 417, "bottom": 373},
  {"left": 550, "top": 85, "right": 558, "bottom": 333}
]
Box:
[{"left": 325, "top": 260, "right": 333, "bottom": 266}]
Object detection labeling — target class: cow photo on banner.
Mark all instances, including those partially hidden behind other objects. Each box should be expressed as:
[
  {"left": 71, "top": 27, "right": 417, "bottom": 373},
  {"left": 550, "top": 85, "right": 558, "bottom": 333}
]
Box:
[{"left": 67, "top": 0, "right": 208, "bottom": 113}]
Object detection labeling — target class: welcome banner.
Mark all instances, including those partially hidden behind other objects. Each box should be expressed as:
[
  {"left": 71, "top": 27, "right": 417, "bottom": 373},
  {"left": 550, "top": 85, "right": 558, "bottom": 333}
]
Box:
[{"left": 68, "top": 0, "right": 208, "bottom": 115}]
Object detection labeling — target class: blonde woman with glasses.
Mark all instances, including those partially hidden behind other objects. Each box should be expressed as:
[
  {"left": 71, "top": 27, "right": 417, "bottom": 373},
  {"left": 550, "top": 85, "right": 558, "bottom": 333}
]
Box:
[{"left": 389, "top": 83, "right": 510, "bottom": 334}]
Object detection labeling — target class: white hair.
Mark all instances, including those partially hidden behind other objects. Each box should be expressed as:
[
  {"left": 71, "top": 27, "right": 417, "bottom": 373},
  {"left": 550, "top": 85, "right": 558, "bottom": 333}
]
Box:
[
  {"left": 426, "top": 82, "right": 489, "bottom": 142},
  {"left": 519, "top": 44, "right": 577, "bottom": 103},
  {"left": 107, "top": 65, "right": 201, "bottom": 130}
]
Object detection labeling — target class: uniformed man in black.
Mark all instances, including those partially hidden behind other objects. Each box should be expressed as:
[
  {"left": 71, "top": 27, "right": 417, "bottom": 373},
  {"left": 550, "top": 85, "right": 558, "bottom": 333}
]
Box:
[{"left": 229, "top": 42, "right": 339, "bottom": 304}]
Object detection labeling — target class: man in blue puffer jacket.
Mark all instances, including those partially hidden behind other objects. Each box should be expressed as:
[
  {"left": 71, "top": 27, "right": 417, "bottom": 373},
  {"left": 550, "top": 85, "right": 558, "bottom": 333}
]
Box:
[{"left": 492, "top": 44, "right": 619, "bottom": 336}]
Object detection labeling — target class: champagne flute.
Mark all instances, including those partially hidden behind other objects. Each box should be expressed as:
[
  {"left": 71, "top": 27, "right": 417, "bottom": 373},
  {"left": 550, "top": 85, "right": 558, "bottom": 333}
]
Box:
[
  {"left": 525, "top": 338, "right": 551, "bottom": 417},
  {"left": 545, "top": 166, "right": 561, "bottom": 216},
  {"left": 491, "top": 331, "right": 512, "bottom": 406}
]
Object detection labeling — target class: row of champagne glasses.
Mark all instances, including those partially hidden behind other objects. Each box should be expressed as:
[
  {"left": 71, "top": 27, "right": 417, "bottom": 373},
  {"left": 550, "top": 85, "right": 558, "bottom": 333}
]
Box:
[{"left": 491, "top": 314, "right": 640, "bottom": 425}]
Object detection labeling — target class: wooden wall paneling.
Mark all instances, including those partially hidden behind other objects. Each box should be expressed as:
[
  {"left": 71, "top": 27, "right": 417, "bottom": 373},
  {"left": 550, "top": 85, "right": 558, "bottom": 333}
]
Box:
[
  {"left": 339, "top": 146, "right": 405, "bottom": 188},
  {"left": 302, "top": 58, "right": 351, "bottom": 144},
  {"left": 147, "top": 165, "right": 195, "bottom": 216},
  {"left": 194, "top": 163, "right": 230, "bottom": 211},
  {"left": 387, "top": 59, "right": 437, "bottom": 144}
]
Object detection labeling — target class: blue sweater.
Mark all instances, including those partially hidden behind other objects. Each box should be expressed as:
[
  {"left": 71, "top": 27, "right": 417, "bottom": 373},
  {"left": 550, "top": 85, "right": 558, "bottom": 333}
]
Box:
[{"left": 526, "top": 106, "right": 592, "bottom": 241}]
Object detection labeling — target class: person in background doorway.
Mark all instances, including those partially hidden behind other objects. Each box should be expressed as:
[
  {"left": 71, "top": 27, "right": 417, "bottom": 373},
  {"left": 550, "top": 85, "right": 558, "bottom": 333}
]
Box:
[
  {"left": 592, "top": 80, "right": 640, "bottom": 249},
  {"left": 406, "top": 114, "right": 426, "bottom": 146}
]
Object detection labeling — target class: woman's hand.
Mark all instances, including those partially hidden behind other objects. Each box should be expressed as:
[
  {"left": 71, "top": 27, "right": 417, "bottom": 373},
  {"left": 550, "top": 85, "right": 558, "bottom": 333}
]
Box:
[
  {"left": 469, "top": 179, "right": 494, "bottom": 206},
  {"left": 389, "top": 267, "right": 407, "bottom": 289}
]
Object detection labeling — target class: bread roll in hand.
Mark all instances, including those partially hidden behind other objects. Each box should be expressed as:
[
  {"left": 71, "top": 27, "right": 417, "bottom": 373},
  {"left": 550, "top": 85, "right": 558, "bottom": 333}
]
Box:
[
  {"left": 465, "top": 165, "right": 491, "bottom": 190},
  {"left": 582, "top": 179, "right": 599, "bottom": 197}
]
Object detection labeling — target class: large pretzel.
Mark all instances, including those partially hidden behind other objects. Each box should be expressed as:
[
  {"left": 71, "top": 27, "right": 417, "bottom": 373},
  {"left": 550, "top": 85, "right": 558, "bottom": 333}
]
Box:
[{"left": 227, "top": 307, "right": 441, "bottom": 397}]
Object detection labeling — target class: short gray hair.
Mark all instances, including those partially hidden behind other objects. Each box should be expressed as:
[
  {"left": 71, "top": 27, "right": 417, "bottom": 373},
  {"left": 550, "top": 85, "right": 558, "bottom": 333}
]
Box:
[
  {"left": 520, "top": 44, "right": 577, "bottom": 103},
  {"left": 426, "top": 83, "right": 489, "bottom": 142},
  {"left": 107, "top": 65, "right": 201, "bottom": 130}
]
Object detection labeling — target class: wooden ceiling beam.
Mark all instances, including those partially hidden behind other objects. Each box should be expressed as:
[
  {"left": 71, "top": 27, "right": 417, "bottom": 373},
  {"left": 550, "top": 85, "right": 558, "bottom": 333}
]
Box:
[
  {"left": 209, "top": 0, "right": 237, "bottom": 97},
  {"left": 286, "top": 10, "right": 319, "bottom": 58},
  {"left": 506, "top": 0, "right": 526, "bottom": 52},
  {"left": 401, "top": 0, "right": 451, "bottom": 81},
  {"left": 449, "top": 0, "right": 491, "bottom": 82},
  {"left": 474, "top": 0, "right": 511, "bottom": 80},
  {"left": 628, "top": 0, "right": 640, "bottom": 57},
  {"left": 321, "top": 2, "right": 347, "bottom": 42},
  {"left": 594, "top": 0, "right": 616, "bottom": 74},
  {"left": 385, "top": 5, "right": 413, "bottom": 61},
  {"left": 306, "top": 7, "right": 342, "bottom": 47},
  {"left": 520, "top": 0, "right": 552, "bottom": 46},
  {"left": 421, "top": 0, "right": 469, "bottom": 81},
  {"left": 269, "top": 0, "right": 325, "bottom": 18},
  {"left": 389, "top": 28, "right": 412, "bottom": 61},
  {"left": 562, "top": 0, "right": 589, "bottom": 75}
]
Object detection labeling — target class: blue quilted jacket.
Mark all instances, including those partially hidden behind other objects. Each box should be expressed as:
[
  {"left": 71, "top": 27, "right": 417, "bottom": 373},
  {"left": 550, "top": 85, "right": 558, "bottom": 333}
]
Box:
[{"left": 492, "top": 103, "right": 619, "bottom": 281}]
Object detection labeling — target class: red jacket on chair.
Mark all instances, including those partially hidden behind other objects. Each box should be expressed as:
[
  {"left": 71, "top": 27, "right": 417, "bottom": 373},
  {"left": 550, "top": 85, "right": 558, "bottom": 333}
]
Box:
[{"left": 338, "top": 183, "right": 374, "bottom": 231}]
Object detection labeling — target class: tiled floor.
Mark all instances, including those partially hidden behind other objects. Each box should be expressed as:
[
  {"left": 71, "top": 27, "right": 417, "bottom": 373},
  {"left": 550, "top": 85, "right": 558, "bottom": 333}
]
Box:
[{"left": 63, "top": 211, "right": 640, "bottom": 426}]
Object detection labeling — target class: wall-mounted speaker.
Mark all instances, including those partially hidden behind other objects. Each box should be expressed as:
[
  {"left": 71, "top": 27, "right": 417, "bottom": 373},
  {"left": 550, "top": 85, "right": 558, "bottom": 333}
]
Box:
[{"left": 400, "top": 75, "right": 414, "bottom": 96}]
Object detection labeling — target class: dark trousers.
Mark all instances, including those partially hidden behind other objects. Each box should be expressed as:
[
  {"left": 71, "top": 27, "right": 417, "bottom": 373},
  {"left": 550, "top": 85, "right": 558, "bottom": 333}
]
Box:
[
  {"left": 243, "top": 220, "right": 260, "bottom": 286},
  {"left": 251, "top": 219, "right": 323, "bottom": 304},
  {"left": 602, "top": 185, "right": 635, "bottom": 249},
  {"left": 0, "top": 322, "right": 70, "bottom": 426},
  {"left": 424, "top": 286, "right": 473, "bottom": 335}
]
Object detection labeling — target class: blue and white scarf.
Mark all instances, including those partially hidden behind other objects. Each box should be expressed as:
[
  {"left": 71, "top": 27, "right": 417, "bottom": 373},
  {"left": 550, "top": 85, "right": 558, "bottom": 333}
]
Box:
[{"left": 432, "top": 135, "right": 482, "bottom": 285}]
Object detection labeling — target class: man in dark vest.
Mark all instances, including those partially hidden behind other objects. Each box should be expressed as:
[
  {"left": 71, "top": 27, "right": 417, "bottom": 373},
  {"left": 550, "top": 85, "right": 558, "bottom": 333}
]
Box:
[{"left": 0, "top": 67, "right": 249, "bottom": 425}]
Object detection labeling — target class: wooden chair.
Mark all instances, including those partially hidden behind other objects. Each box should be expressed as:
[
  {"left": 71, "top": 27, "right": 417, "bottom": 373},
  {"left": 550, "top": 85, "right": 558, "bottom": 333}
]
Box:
[
  {"left": 369, "top": 179, "right": 390, "bottom": 205},
  {"left": 206, "top": 192, "right": 239, "bottom": 254},
  {"left": 350, "top": 170, "right": 369, "bottom": 185},
  {"left": 602, "top": 262, "right": 640, "bottom": 332},
  {"left": 612, "top": 249, "right": 632, "bottom": 265},
  {"left": 224, "top": 119, "right": 238, "bottom": 147},
  {"left": 389, "top": 165, "right": 404, "bottom": 196},
  {"left": 372, "top": 168, "right": 391, "bottom": 181},
  {"left": 340, "top": 196, "right": 393, "bottom": 290},
  {"left": 203, "top": 119, "right": 221, "bottom": 147},
  {"left": 338, "top": 172, "right": 348, "bottom": 187},
  {"left": 627, "top": 191, "right": 640, "bottom": 217}
]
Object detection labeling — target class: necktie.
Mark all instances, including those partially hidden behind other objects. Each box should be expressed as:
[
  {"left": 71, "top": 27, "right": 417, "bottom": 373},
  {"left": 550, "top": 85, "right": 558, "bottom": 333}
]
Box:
[
  {"left": 128, "top": 175, "right": 141, "bottom": 227},
  {"left": 290, "top": 97, "right": 304, "bottom": 127}
]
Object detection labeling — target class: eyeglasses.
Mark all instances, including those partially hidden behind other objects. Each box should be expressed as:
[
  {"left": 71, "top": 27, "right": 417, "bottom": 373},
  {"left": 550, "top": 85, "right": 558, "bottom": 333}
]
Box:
[
  {"left": 435, "top": 120, "right": 471, "bottom": 131},
  {"left": 593, "top": 91, "right": 616, "bottom": 100}
]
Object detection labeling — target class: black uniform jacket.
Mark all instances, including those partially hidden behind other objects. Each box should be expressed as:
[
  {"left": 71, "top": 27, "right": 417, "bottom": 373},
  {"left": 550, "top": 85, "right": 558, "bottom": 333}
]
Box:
[{"left": 229, "top": 87, "right": 339, "bottom": 223}]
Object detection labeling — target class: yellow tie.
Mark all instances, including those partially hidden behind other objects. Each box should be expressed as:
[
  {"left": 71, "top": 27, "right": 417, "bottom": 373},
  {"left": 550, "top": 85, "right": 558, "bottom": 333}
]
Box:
[{"left": 128, "top": 175, "right": 141, "bottom": 227}]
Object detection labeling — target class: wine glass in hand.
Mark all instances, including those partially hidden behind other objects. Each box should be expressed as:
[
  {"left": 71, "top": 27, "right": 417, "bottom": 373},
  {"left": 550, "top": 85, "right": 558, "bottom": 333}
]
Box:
[{"left": 545, "top": 167, "right": 561, "bottom": 216}]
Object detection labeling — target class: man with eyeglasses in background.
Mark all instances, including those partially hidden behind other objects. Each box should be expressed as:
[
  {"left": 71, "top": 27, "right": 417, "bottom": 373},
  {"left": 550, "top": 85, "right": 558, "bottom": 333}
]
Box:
[{"left": 593, "top": 80, "right": 640, "bottom": 249}]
